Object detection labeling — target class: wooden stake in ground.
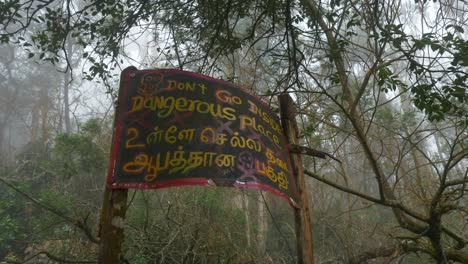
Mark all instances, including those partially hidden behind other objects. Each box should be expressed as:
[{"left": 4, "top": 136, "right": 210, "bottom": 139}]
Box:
[
  {"left": 98, "top": 66, "right": 135, "bottom": 264},
  {"left": 98, "top": 188, "right": 128, "bottom": 264},
  {"left": 279, "top": 94, "right": 315, "bottom": 264}
]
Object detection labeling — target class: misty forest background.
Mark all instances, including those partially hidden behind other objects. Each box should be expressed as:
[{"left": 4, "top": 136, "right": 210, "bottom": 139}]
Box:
[{"left": 0, "top": 0, "right": 467, "bottom": 263}]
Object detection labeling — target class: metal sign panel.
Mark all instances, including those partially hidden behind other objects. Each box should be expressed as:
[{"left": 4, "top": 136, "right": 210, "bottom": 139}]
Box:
[{"left": 107, "top": 68, "right": 297, "bottom": 203}]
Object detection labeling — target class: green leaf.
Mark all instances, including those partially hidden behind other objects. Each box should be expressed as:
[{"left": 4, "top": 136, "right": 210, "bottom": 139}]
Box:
[{"left": 447, "top": 24, "right": 466, "bottom": 33}]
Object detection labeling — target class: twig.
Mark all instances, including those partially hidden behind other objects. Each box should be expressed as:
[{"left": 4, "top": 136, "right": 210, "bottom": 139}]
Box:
[
  {"left": 0, "top": 177, "right": 99, "bottom": 243},
  {"left": 289, "top": 144, "right": 342, "bottom": 163}
]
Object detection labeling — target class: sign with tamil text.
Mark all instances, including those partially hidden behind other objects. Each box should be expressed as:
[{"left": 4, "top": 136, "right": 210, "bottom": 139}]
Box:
[{"left": 107, "top": 68, "right": 297, "bottom": 204}]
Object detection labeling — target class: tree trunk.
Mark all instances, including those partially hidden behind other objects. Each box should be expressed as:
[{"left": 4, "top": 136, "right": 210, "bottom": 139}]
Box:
[
  {"left": 40, "top": 84, "right": 49, "bottom": 143},
  {"left": 280, "top": 94, "right": 315, "bottom": 264},
  {"left": 63, "top": 37, "right": 73, "bottom": 134},
  {"left": 241, "top": 191, "right": 252, "bottom": 248},
  {"left": 256, "top": 191, "right": 266, "bottom": 254}
]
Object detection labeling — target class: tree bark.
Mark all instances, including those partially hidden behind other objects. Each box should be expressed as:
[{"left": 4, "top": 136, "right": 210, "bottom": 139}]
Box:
[
  {"left": 63, "top": 37, "right": 73, "bottom": 134},
  {"left": 280, "top": 94, "right": 314, "bottom": 264},
  {"left": 98, "top": 188, "right": 128, "bottom": 264}
]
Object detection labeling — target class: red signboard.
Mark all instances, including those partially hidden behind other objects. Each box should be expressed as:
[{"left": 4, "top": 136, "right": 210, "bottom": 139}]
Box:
[{"left": 107, "top": 68, "right": 297, "bottom": 204}]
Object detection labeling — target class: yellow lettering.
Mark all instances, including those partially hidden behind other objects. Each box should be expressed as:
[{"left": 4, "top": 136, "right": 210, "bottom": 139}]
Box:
[
  {"left": 157, "top": 96, "right": 175, "bottom": 118},
  {"left": 145, "top": 152, "right": 170, "bottom": 182},
  {"left": 216, "top": 89, "right": 243, "bottom": 105},
  {"left": 239, "top": 115, "right": 282, "bottom": 150},
  {"left": 164, "top": 125, "right": 178, "bottom": 144},
  {"left": 183, "top": 152, "right": 205, "bottom": 172},
  {"left": 125, "top": 128, "right": 145, "bottom": 148},
  {"left": 130, "top": 96, "right": 144, "bottom": 112},
  {"left": 200, "top": 127, "right": 227, "bottom": 145},
  {"left": 123, "top": 153, "right": 149, "bottom": 174},
  {"left": 186, "top": 82, "right": 194, "bottom": 91},
  {"left": 168, "top": 146, "right": 187, "bottom": 174},
  {"left": 247, "top": 100, "right": 283, "bottom": 135},
  {"left": 196, "top": 102, "right": 210, "bottom": 113},
  {"left": 277, "top": 171, "right": 288, "bottom": 190},
  {"left": 131, "top": 95, "right": 239, "bottom": 122},
  {"left": 167, "top": 80, "right": 177, "bottom": 90},
  {"left": 222, "top": 107, "right": 236, "bottom": 121},
  {"left": 146, "top": 126, "right": 163, "bottom": 144},
  {"left": 175, "top": 97, "right": 189, "bottom": 112},
  {"left": 240, "top": 115, "right": 254, "bottom": 130},
  {"left": 248, "top": 100, "right": 258, "bottom": 114},
  {"left": 204, "top": 152, "right": 216, "bottom": 167},
  {"left": 200, "top": 83, "right": 207, "bottom": 94},
  {"left": 178, "top": 128, "right": 195, "bottom": 141}
]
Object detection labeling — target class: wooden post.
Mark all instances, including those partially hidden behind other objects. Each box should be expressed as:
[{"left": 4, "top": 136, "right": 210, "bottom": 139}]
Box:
[
  {"left": 98, "top": 66, "right": 135, "bottom": 263},
  {"left": 98, "top": 188, "right": 128, "bottom": 264},
  {"left": 279, "top": 94, "right": 314, "bottom": 264}
]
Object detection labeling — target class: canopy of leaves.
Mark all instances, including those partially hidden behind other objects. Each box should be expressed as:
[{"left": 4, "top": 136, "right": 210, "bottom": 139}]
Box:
[
  {"left": 1, "top": 0, "right": 466, "bottom": 120},
  {"left": 1, "top": 0, "right": 467, "bottom": 263}
]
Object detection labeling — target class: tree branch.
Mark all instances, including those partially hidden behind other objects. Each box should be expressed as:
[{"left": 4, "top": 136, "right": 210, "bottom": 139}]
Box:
[
  {"left": 303, "top": 170, "right": 428, "bottom": 223},
  {"left": 0, "top": 177, "right": 99, "bottom": 243},
  {"left": 8, "top": 251, "right": 97, "bottom": 264}
]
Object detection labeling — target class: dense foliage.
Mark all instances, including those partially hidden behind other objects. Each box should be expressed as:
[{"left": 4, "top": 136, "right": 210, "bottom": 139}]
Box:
[{"left": 0, "top": 0, "right": 467, "bottom": 263}]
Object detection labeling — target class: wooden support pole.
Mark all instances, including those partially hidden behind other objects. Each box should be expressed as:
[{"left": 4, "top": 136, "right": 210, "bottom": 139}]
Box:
[
  {"left": 98, "top": 188, "right": 128, "bottom": 264},
  {"left": 98, "top": 66, "right": 135, "bottom": 263},
  {"left": 279, "top": 94, "right": 314, "bottom": 264}
]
